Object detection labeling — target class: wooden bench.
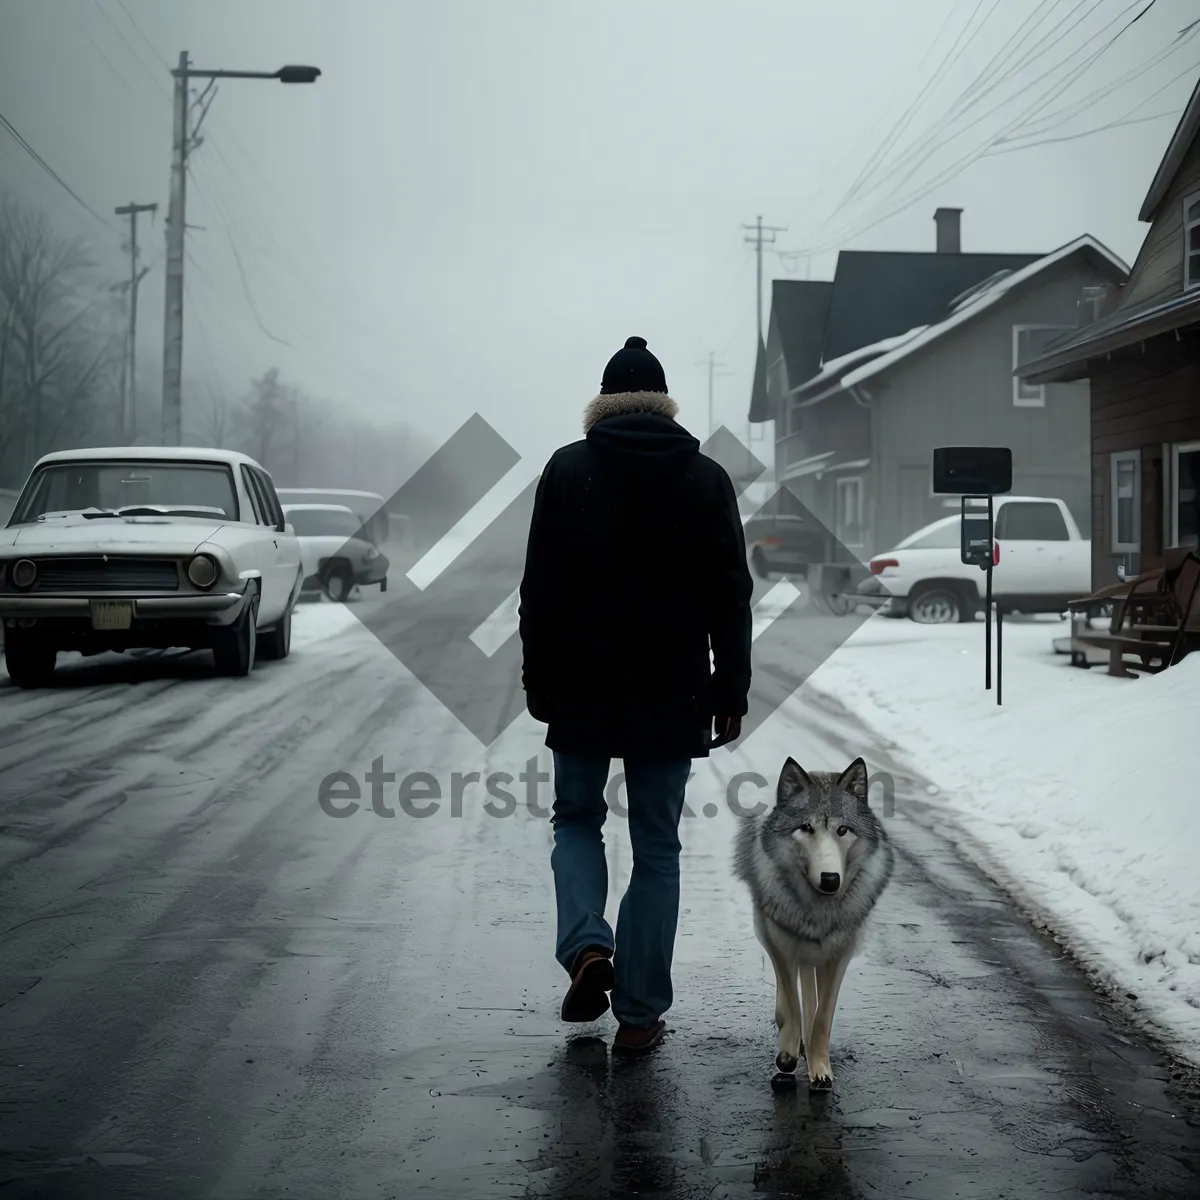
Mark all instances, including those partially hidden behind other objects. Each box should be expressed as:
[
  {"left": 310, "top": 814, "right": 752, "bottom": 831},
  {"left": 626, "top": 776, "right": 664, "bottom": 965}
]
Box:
[{"left": 1070, "top": 551, "right": 1200, "bottom": 678}]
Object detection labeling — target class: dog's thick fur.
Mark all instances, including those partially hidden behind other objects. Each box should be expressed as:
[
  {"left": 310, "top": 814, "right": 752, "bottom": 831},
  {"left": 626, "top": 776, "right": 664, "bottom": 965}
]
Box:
[{"left": 733, "top": 756, "right": 895, "bottom": 1090}]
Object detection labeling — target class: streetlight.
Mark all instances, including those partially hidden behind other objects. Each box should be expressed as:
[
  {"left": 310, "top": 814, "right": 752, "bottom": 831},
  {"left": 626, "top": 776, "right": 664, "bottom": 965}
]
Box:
[{"left": 160, "top": 53, "right": 320, "bottom": 445}]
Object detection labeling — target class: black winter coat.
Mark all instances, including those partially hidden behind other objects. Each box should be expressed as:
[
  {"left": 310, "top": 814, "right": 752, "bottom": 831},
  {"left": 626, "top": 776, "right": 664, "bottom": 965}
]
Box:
[{"left": 518, "top": 394, "right": 753, "bottom": 760}]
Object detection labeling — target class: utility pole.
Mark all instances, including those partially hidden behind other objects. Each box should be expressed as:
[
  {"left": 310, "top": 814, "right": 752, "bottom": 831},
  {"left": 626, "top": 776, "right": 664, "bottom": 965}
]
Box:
[
  {"left": 115, "top": 202, "right": 157, "bottom": 443},
  {"left": 695, "top": 352, "right": 731, "bottom": 441},
  {"left": 161, "top": 52, "right": 190, "bottom": 446},
  {"left": 742, "top": 216, "right": 786, "bottom": 459},
  {"left": 160, "top": 54, "right": 321, "bottom": 445}
]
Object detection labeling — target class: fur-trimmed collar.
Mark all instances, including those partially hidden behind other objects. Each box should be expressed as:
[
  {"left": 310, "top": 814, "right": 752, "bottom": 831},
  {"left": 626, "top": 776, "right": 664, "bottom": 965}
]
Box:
[{"left": 582, "top": 391, "right": 680, "bottom": 434}]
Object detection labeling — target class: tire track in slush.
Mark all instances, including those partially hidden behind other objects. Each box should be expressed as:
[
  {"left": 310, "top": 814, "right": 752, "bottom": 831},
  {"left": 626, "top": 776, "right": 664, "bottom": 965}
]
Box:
[{"left": 0, "top": 675, "right": 420, "bottom": 1181}]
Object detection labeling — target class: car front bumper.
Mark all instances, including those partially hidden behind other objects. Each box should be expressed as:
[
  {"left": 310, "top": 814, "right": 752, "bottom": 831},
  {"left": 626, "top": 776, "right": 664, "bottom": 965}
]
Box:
[{"left": 0, "top": 589, "right": 249, "bottom": 626}]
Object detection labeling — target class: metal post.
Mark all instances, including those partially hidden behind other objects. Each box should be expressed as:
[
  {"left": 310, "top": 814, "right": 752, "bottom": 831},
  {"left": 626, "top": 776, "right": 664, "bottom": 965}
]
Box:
[
  {"left": 985, "top": 494, "right": 994, "bottom": 690},
  {"left": 996, "top": 603, "right": 1003, "bottom": 705},
  {"left": 161, "top": 52, "right": 189, "bottom": 445}
]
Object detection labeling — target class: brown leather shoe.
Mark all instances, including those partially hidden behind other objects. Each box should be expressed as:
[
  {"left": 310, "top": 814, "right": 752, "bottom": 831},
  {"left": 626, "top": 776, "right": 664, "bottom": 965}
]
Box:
[
  {"left": 612, "top": 1019, "right": 667, "bottom": 1056},
  {"left": 560, "top": 947, "right": 615, "bottom": 1022}
]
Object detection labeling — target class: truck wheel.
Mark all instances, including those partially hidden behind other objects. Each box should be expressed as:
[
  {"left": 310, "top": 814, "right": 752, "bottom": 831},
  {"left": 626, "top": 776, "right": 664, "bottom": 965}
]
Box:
[
  {"left": 909, "top": 586, "right": 964, "bottom": 625},
  {"left": 750, "top": 547, "right": 771, "bottom": 580},
  {"left": 4, "top": 636, "right": 57, "bottom": 688}
]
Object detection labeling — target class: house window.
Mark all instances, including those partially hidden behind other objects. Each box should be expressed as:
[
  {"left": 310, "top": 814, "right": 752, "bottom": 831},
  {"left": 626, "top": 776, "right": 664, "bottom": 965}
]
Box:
[
  {"left": 1012, "top": 325, "right": 1074, "bottom": 406},
  {"left": 1110, "top": 450, "right": 1140, "bottom": 553},
  {"left": 1169, "top": 441, "right": 1200, "bottom": 550},
  {"left": 835, "top": 476, "right": 864, "bottom": 548},
  {"left": 1186, "top": 192, "right": 1200, "bottom": 290}
]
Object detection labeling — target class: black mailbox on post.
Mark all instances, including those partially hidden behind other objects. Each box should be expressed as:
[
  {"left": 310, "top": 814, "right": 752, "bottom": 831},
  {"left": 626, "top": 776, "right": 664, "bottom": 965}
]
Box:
[
  {"left": 933, "top": 447, "right": 1012, "bottom": 496},
  {"left": 961, "top": 505, "right": 994, "bottom": 570}
]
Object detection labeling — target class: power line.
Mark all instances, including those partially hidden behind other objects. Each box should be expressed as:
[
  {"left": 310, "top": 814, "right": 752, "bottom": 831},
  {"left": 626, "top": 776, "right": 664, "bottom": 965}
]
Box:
[
  {"left": 837, "top": 0, "right": 1000, "bottom": 214},
  {"left": 115, "top": 0, "right": 172, "bottom": 71},
  {"left": 91, "top": 0, "right": 172, "bottom": 102},
  {"left": 0, "top": 111, "right": 109, "bottom": 226},
  {"left": 828, "top": 0, "right": 1124, "bottom": 234},
  {"left": 64, "top": 5, "right": 137, "bottom": 99},
  {"left": 784, "top": 3, "right": 1192, "bottom": 260}
]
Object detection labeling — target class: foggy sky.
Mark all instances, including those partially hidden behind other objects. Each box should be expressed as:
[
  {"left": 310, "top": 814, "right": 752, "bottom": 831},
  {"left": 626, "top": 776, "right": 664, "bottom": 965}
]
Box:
[{"left": 1, "top": 0, "right": 1196, "bottom": 490}]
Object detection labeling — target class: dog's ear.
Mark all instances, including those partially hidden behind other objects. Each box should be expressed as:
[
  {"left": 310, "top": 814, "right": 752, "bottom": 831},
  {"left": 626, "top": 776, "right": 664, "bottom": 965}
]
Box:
[
  {"left": 777, "top": 757, "right": 815, "bottom": 805},
  {"left": 838, "top": 757, "right": 870, "bottom": 805}
]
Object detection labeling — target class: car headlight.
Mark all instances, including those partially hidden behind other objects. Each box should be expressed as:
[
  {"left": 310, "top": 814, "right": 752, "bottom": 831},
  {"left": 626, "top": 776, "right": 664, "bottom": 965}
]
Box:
[
  {"left": 11, "top": 559, "right": 37, "bottom": 589},
  {"left": 187, "top": 554, "right": 219, "bottom": 589}
]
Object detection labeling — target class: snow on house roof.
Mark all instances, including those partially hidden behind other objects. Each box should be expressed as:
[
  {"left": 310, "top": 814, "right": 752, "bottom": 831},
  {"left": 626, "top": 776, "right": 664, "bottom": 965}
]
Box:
[
  {"left": 789, "top": 325, "right": 931, "bottom": 404},
  {"left": 837, "top": 235, "right": 1130, "bottom": 392}
]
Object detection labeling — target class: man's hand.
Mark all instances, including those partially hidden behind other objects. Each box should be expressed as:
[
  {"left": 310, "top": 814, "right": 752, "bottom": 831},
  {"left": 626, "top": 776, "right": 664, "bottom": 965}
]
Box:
[
  {"left": 710, "top": 715, "right": 742, "bottom": 748},
  {"left": 526, "top": 693, "right": 552, "bottom": 724}
]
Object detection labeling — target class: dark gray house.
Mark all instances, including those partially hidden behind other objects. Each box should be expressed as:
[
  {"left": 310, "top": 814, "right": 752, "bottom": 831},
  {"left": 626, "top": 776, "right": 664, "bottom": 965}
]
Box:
[{"left": 750, "top": 210, "right": 1129, "bottom": 558}]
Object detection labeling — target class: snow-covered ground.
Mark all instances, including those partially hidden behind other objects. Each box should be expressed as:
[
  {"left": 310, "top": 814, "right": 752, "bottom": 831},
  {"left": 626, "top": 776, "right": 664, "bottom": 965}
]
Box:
[{"left": 802, "top": 614, "right": 1200, "bottom": 1066}]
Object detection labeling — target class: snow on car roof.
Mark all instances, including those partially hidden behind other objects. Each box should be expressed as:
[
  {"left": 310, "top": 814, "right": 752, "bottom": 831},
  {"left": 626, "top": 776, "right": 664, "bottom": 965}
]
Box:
[
  {"left": 33, "top": 446, "right": 264, "bottom": 468},
  {"left": 276, "top": 488, "right": 385, "bottom": 501},
  {"left": 281, "top": 503, "right": 358, "bottom": 513}
]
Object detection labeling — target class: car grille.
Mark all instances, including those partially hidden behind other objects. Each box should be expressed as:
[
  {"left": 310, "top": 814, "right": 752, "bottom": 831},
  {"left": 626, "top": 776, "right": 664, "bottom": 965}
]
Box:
[{"left": 26, "top": 556, "right": 181, "bottom": 592}]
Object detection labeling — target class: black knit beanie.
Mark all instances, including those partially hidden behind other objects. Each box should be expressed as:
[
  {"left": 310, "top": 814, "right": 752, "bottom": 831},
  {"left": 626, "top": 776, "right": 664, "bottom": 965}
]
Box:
[{"left": 600, "top": 336, "right": 668, "bottom": 395}]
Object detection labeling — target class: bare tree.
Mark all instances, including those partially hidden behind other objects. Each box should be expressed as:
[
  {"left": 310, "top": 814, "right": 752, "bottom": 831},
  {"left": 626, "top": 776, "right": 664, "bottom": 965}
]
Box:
[
  {"left": 0, "top": 195, "right": 121, "bottom": 483},
  {"left": 240, "top": 365, "right": 287, "bottom": 470},
  {"left": 195, "top": 382, "right": 237, "bottom": 449}
]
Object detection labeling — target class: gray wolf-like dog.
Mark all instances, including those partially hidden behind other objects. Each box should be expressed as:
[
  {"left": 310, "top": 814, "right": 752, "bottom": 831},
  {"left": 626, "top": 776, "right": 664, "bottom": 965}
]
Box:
[{"left": 733, "top": 756, "right": 895, "bottom": 1091}]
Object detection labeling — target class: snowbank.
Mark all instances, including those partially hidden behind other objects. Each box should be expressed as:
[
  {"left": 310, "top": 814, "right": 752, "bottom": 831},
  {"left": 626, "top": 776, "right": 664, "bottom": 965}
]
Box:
[{"left": 805, "top": 616, "right": 1200, "bottom": 1065}]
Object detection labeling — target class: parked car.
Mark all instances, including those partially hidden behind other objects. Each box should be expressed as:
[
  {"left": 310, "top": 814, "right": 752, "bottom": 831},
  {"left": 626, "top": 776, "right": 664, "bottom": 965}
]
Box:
[
  {"left": 0, "top": 447, "right": 303, "bottom": 687},
  {"left": 743, "top": 512, "right": 829, "bottom": 580},
  {"left": 282, "top": 503, "right": 390, "bottom": 600},
  {"left": 857, "top": 496, "right": 1091, "bottom": 624},
  {"left": 275, "top": 489, "right": 400, "bottom": 547}
]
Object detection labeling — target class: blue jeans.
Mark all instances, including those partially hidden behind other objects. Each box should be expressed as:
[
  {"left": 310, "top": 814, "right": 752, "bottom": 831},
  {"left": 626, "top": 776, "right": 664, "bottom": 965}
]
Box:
[{"left": 550, "top": 752, "right": 692, "bottom": 1026}]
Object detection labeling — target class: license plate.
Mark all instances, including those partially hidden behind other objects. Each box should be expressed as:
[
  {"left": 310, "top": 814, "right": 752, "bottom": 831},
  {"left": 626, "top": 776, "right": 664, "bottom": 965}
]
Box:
[{"left": 90, "top": 600, "right": 133, "bottom": 630}]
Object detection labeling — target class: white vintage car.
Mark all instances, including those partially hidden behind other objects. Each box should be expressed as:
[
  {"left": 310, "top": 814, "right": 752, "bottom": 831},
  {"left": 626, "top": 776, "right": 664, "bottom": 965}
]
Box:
[{"left": 0, "top": 446, "right": 304, "bottom": 688}]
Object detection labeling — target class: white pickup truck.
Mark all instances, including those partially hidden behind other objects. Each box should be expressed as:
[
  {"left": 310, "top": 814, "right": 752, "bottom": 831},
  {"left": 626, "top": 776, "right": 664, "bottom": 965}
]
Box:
[{"left": 856, "top": 496, "right": 1091, "bottom": 624}]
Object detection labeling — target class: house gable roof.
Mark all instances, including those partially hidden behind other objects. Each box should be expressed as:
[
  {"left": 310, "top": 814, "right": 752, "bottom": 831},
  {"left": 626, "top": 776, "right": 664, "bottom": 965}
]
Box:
[
  {"left": 839, "top": 235, "right": 1129, "bottom": 390},
  {"left": 820, "top": 249, "right": 1043, "bottom": 362},
  {"left": 770, "top": 279, "right": 834, "bottom": 384},
  {"left": 1139, "top": 68, "right": 1200, "bottom": 222}
]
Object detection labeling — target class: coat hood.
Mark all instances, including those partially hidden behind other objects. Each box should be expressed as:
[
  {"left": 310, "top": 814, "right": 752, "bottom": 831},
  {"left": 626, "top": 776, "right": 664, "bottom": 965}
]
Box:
[{"left": 582, "top": 391, "right": 699, "bottom": 472}]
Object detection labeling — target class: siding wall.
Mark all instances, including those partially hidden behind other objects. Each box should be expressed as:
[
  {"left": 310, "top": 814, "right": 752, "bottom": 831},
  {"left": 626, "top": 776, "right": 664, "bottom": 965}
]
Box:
[
  {"left": 1088, "top": 333, "right": 1200, "bottom": 590},
  {"left": 866, "top": 258, "right": 1108, "bottom": 555},
  {"left": 1119, "top": 133, "right": 1200, "bottom": 309}
]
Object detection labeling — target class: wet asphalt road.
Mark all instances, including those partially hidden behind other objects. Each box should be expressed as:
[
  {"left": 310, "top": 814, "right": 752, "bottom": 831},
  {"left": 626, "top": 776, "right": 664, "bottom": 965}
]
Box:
[{"left": 1, "top": 561, "right": 1199, "bottom": 1199}]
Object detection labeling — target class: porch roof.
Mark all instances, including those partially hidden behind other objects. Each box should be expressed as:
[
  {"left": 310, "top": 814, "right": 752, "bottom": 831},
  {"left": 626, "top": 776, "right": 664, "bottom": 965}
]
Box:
[{"left": 1015, "top": 288, "right": 1200, "bottom": 384}]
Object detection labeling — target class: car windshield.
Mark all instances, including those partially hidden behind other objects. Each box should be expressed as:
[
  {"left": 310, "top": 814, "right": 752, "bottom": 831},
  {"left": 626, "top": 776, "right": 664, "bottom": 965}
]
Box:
[
  {"left": 895, "top": 518, "right": 962, "bottom": 550},
  {"left": 286, "top": 508, "right": 364, "bottom": 538},
  {"left": 10, "top": 460, "right": 240, "bottom": 524}
]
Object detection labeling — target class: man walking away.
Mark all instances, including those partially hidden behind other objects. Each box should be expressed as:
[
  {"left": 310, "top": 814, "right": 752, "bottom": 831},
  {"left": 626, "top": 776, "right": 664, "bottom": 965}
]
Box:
[{"left": 518, "top": 336, "right": 753, "bottom": 1056}]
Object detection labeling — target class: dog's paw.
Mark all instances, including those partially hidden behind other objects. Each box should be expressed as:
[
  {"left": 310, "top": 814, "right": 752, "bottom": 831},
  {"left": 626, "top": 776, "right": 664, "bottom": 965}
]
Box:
[
  {"left": 775, "top": 1052, "right": 799, "bottom": 1074},
  {"left": 770, "top": 1071, "right": 798, "bottom": 1092},
  {"left": 808, "top": 1073, "right": 833, "bottom": 1093}
]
